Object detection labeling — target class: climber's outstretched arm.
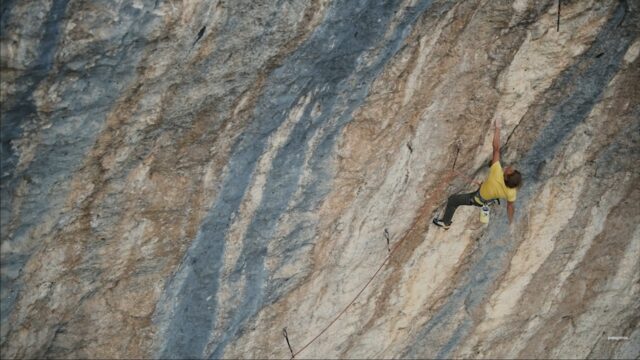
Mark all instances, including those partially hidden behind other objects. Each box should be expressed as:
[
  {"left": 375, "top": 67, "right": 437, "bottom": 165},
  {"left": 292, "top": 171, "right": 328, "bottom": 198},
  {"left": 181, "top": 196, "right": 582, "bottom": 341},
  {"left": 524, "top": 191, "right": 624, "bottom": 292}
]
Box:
[
  {"left": 492, "top": 119, "right": 500, "bottom": 165},
  {"left": 507, "top": 201, "right": 515, "bottom": 224}
]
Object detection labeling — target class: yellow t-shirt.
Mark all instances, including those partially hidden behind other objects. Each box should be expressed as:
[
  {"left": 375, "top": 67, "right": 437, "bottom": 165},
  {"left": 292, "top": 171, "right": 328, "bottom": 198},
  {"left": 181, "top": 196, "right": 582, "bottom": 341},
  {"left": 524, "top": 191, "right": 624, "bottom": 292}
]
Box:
[{"left": 479, "top": 162, "right": 517, "bottom": 202}]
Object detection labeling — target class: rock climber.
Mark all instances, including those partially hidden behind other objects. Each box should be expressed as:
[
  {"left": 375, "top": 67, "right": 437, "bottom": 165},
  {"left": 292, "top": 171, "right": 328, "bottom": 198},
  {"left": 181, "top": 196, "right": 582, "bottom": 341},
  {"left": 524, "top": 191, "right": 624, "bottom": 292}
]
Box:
[{"left": 432, "top": 119, "right": 522, "bottom": 229}]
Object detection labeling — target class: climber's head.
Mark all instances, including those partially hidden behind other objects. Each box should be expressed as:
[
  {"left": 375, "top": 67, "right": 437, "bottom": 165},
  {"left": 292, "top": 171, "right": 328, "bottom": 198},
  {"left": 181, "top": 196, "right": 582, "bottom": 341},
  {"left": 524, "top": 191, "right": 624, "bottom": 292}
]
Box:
[{"left": 504, "top": 166, "right": 522, "bottom": 188}]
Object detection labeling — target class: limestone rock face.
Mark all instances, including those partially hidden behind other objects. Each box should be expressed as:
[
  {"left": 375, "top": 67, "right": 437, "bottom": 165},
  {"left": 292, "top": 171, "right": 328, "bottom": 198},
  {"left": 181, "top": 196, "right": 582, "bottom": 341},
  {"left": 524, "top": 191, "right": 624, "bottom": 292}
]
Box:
[{"left": 1, "top": 0, "right": 639, "bottom": 358}]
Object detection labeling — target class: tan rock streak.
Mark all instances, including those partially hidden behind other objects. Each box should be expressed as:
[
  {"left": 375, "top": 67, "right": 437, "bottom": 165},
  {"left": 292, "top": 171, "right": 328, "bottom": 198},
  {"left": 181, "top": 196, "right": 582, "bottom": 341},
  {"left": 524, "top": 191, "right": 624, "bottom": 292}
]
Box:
[{"left": 1, "top": 0, "right": 638, "bottom": 359}]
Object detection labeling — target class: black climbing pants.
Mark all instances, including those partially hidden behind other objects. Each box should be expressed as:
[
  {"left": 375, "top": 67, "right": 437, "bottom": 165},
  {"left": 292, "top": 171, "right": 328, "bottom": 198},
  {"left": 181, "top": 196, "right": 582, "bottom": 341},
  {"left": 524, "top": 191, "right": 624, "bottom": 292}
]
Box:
[{"left": 442, "top": 191, "right": 482, "bottom": 225}]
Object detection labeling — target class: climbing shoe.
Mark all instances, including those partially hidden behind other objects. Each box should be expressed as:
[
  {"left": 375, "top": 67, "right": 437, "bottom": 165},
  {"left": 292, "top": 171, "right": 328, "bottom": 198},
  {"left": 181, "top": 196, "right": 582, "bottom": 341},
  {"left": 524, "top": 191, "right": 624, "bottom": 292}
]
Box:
[{"left": 432, "top": 218, "right": 450, "bottom": 230}]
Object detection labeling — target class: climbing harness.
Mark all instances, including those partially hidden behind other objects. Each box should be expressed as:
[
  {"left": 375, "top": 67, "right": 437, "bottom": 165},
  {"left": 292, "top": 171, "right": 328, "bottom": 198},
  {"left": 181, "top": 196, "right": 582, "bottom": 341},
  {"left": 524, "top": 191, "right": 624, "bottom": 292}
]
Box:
[
  {"left": 473, "top": 189, "right": 500, "bottom": 224},
  {"left": 472, "top": 190, "right": 500, "bottom": 207}
]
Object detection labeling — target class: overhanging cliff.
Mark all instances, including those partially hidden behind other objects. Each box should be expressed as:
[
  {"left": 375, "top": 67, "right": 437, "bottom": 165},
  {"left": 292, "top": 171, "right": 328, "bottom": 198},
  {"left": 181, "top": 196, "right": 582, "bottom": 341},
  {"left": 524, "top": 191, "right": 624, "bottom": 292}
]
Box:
[{"left": 1, "top": 0, "right": 639, "bottom": 358}]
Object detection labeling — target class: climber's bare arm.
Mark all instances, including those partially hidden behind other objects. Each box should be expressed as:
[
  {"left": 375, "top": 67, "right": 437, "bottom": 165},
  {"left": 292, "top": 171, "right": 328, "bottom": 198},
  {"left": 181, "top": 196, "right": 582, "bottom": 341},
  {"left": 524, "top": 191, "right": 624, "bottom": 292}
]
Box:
[
  {"left": 492, "top": 119, "right": 500, "bottom": 165},
  {"left": 507, "top": 201, "right": 515, "bottom": 224}
]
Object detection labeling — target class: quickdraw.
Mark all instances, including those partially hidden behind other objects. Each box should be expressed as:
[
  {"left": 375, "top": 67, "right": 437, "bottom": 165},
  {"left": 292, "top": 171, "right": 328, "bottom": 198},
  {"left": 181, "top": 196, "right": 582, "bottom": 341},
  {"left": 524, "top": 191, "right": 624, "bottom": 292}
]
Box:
[{"left": 282, "top": 328, "right": 295, "bottom": 359}]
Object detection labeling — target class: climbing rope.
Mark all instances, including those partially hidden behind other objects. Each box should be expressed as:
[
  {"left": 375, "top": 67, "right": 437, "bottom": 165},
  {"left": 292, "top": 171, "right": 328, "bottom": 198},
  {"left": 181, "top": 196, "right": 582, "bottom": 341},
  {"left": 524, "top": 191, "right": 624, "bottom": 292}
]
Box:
[{"left": 286, "top": 165, "right": 475, "bottom": 358}]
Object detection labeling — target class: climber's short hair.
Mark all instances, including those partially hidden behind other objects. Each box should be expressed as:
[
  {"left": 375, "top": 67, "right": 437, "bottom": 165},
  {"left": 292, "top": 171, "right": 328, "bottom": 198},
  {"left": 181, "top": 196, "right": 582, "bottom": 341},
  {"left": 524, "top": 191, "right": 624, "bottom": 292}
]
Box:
[{"left": 505, "top": 170, "right": 522, "bottom": 188}]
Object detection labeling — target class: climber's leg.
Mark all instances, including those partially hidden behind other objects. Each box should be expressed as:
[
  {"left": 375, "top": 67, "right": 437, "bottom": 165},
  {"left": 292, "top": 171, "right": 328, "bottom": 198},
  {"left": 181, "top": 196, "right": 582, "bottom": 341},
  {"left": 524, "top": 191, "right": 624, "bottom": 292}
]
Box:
[{"left": 440, "top": 191, "right": 478, "bottom": 226}]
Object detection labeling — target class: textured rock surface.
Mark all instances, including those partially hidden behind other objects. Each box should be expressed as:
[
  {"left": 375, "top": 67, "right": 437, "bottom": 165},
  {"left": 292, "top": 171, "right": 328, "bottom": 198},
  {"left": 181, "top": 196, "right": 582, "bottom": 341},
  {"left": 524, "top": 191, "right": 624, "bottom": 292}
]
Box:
[{"left": 1, "top": 0, "right": 639, "bottom": 358}]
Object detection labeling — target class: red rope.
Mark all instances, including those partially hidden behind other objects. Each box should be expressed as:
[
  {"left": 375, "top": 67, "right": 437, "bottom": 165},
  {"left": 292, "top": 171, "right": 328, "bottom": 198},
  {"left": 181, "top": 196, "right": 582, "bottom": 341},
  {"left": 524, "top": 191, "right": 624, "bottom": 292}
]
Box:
[{"left": 290, "top": 168, "right": 472, "bottom": 358}]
